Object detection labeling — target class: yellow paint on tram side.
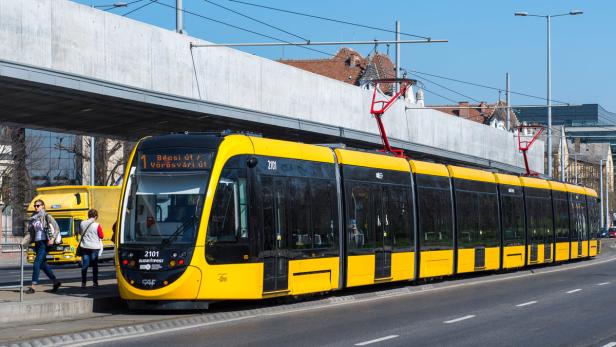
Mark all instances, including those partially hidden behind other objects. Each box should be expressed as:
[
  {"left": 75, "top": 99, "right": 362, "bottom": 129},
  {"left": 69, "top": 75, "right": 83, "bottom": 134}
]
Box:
[
  {"left": 419, "top": 250, "right": 454, "bottom": 278},
  {"left": 391, "top": 252, "right": 414, "bottom": 281},
  {"left": 554, "top": 242, "right": 570, "bottom": 262},
  {"left": 288, "top": 257, "right": 339, "bottom": 295},
  {"left": 571, "top": 241, "right": 580, "bottom": 258},
  {"left": 198, "top": 263, "right": 264, "bottom": 299},
  {"left": 456, "top": 247, "right": 499, "bottom": 273},
  {"left": 447, "top": 165, "right": 496, "bottom": 183},
  {"left": 502, "top": 245, "right": 525, "bottom": 269},
  {"left": 409, "top": 160, "right": 449, "bottom": 177},
  {"left": 580, "top": 241, "right": 590, "bottom": 257},
  {"left": 590, "top": 239, "right": 598, "bottom": 256},
  {"left": 346, "top": 255, "right": 376, "bottom": 287},
  {"left": 117, "top": 265, "right": 202, "bottom": 301},
  {"left": 250, "top": 136, "right": 335, "bottom": 163},
  {"left": 334, "top": 149, "right": 410, "bottom": 171},
  {"left": 493, "top": 173, "right": 522, "bottom": 186}
]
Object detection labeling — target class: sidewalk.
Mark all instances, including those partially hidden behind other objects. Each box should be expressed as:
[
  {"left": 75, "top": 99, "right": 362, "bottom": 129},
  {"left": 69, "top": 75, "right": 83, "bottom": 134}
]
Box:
[{"left": 0, "top": 278, "right": 122, "bottom": 325}]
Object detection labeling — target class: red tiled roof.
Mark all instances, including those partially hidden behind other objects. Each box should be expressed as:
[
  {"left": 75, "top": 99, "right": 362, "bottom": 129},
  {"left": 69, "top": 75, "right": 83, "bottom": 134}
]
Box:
[
  {"left": 431, "top": 101, "right": 519, "bottom": 126},
  {"left": 278, "top": 48, "right": 395, "bottom": 90}
]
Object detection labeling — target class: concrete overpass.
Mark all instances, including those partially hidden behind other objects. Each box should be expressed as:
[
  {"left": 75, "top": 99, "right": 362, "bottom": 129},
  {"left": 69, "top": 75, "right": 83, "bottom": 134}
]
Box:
[{"left": 0, "top": 0, "right": 543, "bottom": 174}]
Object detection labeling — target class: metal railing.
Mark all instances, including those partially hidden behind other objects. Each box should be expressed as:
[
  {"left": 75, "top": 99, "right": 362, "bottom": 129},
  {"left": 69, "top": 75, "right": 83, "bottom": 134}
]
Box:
[{"left": 0, "top": 243, "right": 24, "bottom": 302}]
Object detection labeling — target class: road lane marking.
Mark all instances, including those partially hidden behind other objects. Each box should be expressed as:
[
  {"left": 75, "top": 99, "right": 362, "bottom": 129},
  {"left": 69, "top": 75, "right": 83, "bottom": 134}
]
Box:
[
  {"left": 597, "top": 282, "right": 610, "bottom": 286},
  {"left": 566, "top": 289, "right": 582, "bottom": 294},
  {"left": 600, "top": 342, "right": 616, "bottom": 347},
  {"left": 516, "top": 301, "right": 537, "bottom": 307},
  {"left": 355, "top": 335, "right": 399, "bottom": 346},
  {"left": 444, "top": 315, "right": 475, "bottom": 324}
]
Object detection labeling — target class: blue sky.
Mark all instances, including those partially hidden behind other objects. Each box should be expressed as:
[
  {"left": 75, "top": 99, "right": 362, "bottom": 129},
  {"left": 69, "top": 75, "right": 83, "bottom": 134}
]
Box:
[{"left": 78, "top": 0, "right": 615, "bottom": 112}]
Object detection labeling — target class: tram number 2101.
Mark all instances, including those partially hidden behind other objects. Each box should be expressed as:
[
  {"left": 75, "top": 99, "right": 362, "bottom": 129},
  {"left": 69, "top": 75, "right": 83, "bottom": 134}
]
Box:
[{"left": 144, "top": 250, "right": 160, "bottom": 258}]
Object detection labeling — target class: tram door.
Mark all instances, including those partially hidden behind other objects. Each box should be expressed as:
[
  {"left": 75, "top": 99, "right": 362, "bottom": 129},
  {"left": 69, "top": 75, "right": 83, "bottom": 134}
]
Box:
[
  {"left": 261, "top": 176, "right": 288, "bottom": 293},
  {"left": 374, "top": 186, "right": 393, "bottom": 280}
]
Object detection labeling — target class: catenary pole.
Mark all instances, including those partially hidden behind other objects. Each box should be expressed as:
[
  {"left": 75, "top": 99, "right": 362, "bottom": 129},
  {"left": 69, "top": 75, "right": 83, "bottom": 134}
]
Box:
[
  {"left": 395, "top": 20, "right": 400, "bottom": 93},
  {"left": 600, "top": 159, "right": 604, "bottom": 228},
  {"left": 176, "top": 0, "right": 184, "bottom": 34},
  {"left": 607, "top": 156, "right": 610, "bottom": 227},
  {"left": 506, "top": 73, "right": 510, "bottom": 131},
  {"left": 90, "top": 136, "right": 95, "bottom": 186}
]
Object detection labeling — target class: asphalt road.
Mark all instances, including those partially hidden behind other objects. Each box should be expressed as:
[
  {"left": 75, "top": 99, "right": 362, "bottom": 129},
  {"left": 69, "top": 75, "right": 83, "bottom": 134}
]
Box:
[
  {"left": 93, "top": 243, "right": 616, "bottom": 347},
  {"left": 0, "top": 261, "right": 116, "bottom": 286}
]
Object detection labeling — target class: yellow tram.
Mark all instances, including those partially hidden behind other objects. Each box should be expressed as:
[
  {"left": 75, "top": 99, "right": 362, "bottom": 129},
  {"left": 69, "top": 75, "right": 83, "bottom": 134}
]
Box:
[{"left": 115, "top": 133, "right": 599, "bottom": 309}]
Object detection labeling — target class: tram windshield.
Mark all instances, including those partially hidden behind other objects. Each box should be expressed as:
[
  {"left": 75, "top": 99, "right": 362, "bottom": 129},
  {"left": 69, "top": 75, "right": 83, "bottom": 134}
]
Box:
[{"left": 121, "top": 172, "right": 209, "bottom": 246}]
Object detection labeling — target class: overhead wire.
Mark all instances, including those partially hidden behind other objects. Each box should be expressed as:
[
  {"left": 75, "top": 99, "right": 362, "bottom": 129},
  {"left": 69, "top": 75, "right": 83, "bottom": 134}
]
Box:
[
  {"left": 152, "top": 0, "right": 338, "bottom": 58},
  {"left": 203, "top": 0, "right": 310, "bottom": 42},
  {"left": 122, "top": 0, "right": 157, "bottom": 16},
  {"left": 409, "top": 69, "right": 570, "bottom": 105},
  {"left": 227, "top": 0, "right": 431, "bottom": 40},
  {"left": 102, "top": 0, "right": 146, "bottom": 11}
]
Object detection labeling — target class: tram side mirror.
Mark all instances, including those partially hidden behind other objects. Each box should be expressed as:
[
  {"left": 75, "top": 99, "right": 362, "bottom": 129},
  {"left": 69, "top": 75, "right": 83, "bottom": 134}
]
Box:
[{"left": 246, "top": 157, "right": 258, "bottom": 168}]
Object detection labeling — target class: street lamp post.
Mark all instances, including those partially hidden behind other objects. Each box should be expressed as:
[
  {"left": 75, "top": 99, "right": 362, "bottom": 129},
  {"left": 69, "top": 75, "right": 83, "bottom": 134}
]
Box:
[{"left": 515, "top": 10, "right": 583, "bottom": 178}]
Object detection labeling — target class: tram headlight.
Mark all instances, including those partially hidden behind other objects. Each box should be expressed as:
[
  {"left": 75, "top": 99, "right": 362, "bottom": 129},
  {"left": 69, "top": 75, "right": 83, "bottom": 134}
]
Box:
[
  {"left": 178, "top": 259, "right": 185, "bottom": 266},
  {"left": 169, "top": 260, "right": 176, "bottom": 268},
  {"left": 129, "top": 260, "right": 136, "bottom": 268},
  {"left": 122, "top": 259, "right": 129, "bottom": 266}
]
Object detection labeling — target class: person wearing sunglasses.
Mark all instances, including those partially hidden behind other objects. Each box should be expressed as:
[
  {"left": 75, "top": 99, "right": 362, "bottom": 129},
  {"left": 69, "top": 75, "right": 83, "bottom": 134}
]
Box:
[{"left": 22, "top": 199, "right": 61, "bottom": 294}]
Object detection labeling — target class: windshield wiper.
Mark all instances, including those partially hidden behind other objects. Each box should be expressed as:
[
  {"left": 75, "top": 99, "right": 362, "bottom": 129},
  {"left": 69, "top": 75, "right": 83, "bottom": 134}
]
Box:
[{"left": 160, "top": 214, "right": 197, "bottom": 248}]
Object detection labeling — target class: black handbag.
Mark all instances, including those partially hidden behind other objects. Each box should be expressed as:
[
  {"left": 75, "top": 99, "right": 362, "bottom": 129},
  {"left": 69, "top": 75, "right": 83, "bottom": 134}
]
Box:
[{"left": 76, "top": 222, "right": 94, "bottom": 257}]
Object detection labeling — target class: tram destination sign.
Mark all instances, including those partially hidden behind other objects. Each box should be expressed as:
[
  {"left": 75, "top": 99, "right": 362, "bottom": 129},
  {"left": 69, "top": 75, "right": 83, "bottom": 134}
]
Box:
[{"left": 139, "top": 151, "right": 213, "bottom": 171}]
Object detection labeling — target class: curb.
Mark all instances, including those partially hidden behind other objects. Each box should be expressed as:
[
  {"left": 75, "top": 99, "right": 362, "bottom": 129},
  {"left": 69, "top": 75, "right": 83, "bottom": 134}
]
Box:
[
  {"left": 5, "top": 254, "right": 616, "bottom": 347},
  {"left": 0, "top": 295, "right": 123, "bottom": 325}
]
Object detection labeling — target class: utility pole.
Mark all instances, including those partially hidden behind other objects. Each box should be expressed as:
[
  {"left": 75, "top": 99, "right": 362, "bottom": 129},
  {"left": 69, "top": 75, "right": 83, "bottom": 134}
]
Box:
[
  {"left": 606, "top": 156, "right": 610, "bottom": 228},
  {"left": 395, "top": 20, "right": 400, "bottom": 93},
  {"left": 560, "top": 125, "right": 565, "bottom": 181},
  {"left": 547, "top": 15, "right": 552, "bottom": 178},
  {"left": 90, "top": 136, "right": 95, "bottom": 185},
  {"left": 506, "top": 73, "right": 510, "bottom": 131},
  {"left": 600, "top": 159, "right": 604, "bottom": 228},
  {"left": 176, "top": 0, "right": 185, "bottom": 34}
]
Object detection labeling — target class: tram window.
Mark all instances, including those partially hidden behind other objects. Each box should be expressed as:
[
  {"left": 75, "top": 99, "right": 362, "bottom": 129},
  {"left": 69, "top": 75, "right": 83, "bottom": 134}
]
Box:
[
  {"left": 588, "top": 198, "right": 599, "bottom": 238},
  {"left": 454, "top": 180, "right": 499, "bottom": 248},
  {"left": 415, "top": 174, "right": 453, "bottom": 251},
  {"left": 207, "top": 169, "right": 249, "bottom": 243},
  {"left": 525, "top": 193, "right": 552, "bottom": 243},
  {"left": 569, "top": 194, "right": 586, "bottom": 241},
  {"left": 500, "top": 194, "right": 525, "bottom": 245},
  {"left": 347, "top": 184, "right": 372, "bottom": 251},
  {"left": 122, "top": 172, "right": 207, "bottom": 245},
  {"left": 289, "top": 178, "right": 311, "bottom": 250},
  {"left": 553, "top": 195, "right": 570, "bottom": 242},
  {"left": 205, "top": 168, "right": 251, "bottom": 264},
  {"left": 384, "top": 186, "right": 413, "bottom": 250},
  {"left": 311, "top": 179, "right": 336, "bottom": 249}
]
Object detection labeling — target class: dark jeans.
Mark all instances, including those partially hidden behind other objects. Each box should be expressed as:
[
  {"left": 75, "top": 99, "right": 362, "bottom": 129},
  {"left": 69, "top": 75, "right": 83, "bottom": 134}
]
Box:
[
  {"left": 81, "top": 249, "right": 99, "bottom": 284},
  {"left": 32, "top": 241, "right": 57, "bottom": 285}
]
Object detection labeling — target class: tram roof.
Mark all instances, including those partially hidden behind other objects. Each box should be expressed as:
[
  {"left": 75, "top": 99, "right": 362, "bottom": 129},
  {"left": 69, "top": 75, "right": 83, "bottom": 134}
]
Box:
[
  {"left": 447, "top": 165, "right": 496, "bottom": 183},
  {"left": 408, "top": 160, "right": 449, "bottom": 177},
  {"left": 250, "top": 136, "right": 335, "bottom": 163},
  {"left": 548, "top": 181, "right": 568, "bottom": 193},
  {"left": 519, "top": 177, "right": 550, "bottom": 190},
  {"left": 584, "top": 187, "right": 598, "bottom": 198},
  {"left": 334, "top": 149, "right": 410, "bottom": 172},
  {"left": 565, "top": 183, "right": 587, "bottom": 195},
  {"left": 493, "top": 173, "right": 522, "bottom": 186}
]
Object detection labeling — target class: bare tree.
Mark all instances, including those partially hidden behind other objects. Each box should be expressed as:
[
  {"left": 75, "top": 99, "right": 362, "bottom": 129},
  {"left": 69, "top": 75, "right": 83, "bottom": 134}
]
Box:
[
  {"left": 57, "top": 136, "right": 134, "bottom": 186},
  {"left": 0, "top": 127, "right": 44, "bottom": 236}
]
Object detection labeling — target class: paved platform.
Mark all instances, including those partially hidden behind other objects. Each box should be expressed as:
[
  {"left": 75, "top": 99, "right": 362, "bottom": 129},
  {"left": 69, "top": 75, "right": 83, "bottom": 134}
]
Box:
[{"left": 0, "top": 279, "right": 122, "bottom": 325}]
